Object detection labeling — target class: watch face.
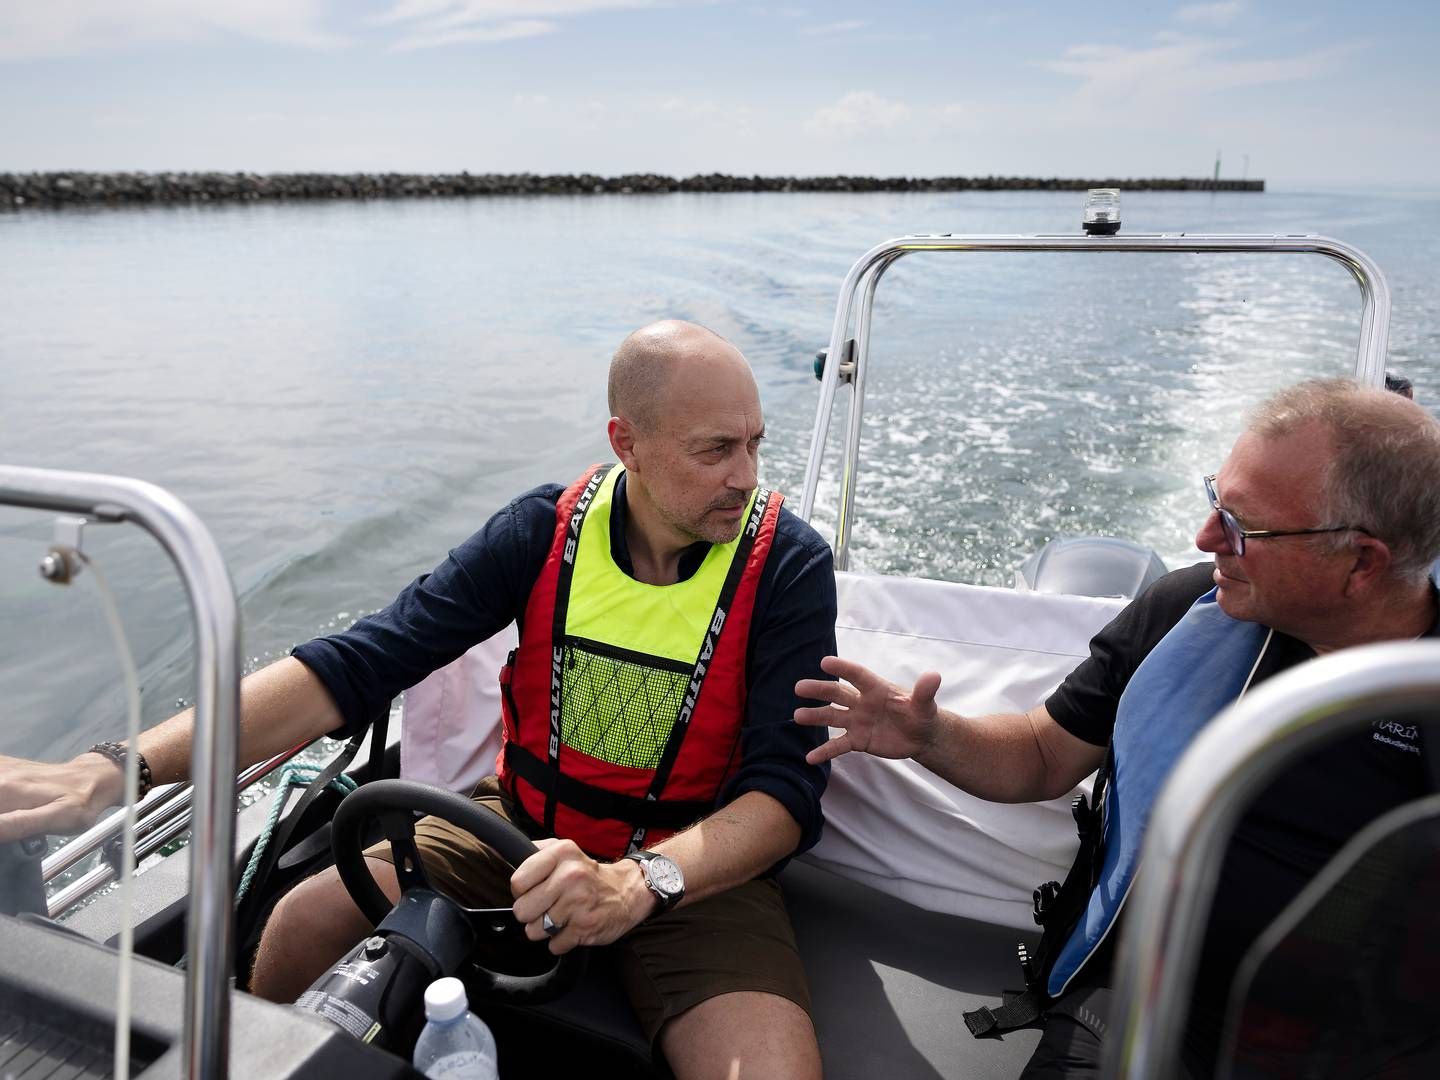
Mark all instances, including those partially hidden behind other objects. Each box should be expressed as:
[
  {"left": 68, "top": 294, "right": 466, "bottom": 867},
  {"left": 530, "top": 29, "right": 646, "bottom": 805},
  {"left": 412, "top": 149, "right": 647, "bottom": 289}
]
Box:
[{"left": 647, "top": 855, "right": 684, "bottom": 897}]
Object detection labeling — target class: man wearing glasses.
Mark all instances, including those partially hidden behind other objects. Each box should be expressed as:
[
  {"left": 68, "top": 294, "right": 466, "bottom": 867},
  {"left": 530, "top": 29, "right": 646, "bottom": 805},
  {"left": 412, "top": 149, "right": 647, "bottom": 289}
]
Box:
[{"left": 795, "top": 377, "right": 1440, "bottom": 1078}]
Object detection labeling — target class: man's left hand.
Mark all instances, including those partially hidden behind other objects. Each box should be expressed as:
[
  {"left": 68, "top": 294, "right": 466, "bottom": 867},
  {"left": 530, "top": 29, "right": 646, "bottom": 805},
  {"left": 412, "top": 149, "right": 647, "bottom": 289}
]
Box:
[{"left": 510, "top": 838, "right": 657, "bottom": 954}]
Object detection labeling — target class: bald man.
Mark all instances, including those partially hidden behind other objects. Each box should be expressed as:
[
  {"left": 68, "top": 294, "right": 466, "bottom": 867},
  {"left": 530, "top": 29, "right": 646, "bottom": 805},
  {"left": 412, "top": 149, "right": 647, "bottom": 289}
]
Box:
[{"left": 0, "top": 321, "right": 832, "bottom": 1078}]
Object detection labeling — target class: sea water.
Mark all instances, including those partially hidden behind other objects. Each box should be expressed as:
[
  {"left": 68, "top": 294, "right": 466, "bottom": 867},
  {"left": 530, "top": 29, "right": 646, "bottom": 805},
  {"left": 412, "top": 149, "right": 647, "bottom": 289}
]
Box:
[{"left": 1, "top": 188, "right": 1437, "bottom": 761}]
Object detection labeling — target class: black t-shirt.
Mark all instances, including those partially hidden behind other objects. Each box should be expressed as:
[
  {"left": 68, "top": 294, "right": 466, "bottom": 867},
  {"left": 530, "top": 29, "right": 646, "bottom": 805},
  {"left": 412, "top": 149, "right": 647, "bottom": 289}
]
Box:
[{"left": 1046, "top": 562, "right": 1436, "bottom": 1058}]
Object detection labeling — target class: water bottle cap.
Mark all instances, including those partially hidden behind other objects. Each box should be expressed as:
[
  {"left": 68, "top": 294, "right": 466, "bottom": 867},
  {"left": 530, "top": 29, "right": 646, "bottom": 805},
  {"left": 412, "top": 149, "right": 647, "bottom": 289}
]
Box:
[{"left": 423, "top": 976, "right": 469, "bottom": 1022}]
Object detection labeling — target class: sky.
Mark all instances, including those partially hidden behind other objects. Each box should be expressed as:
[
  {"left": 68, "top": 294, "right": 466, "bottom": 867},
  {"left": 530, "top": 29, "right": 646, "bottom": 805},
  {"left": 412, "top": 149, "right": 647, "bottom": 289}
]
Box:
[{"left": 1, "top": 1, "right": 1437, "bottom": 187}]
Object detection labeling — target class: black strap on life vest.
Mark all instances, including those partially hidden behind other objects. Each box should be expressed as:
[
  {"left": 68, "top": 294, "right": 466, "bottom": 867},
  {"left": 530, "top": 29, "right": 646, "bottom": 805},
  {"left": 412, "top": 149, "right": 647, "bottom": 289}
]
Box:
[
  {"left": 503, "top": 742, "right": 713, "bottom": 832},
  {"left": 544, "top": 464, "right": 613, "bottom": 833},
  {"left": 963, "top": 986, "right": 1051, "bottom": 1039},
  {"left": 627, "top": 487, "right": 774, "bottom": 854},
  {"left": 963, "top": 746, "right": 1114, "bottom": 1037}
]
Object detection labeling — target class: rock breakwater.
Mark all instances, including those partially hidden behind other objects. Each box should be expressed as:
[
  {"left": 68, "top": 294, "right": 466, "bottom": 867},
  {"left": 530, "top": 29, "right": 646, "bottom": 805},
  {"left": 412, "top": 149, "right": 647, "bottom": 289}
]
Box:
[{"left": 2, "top": 172, "right": 1264, "bottom": 208}]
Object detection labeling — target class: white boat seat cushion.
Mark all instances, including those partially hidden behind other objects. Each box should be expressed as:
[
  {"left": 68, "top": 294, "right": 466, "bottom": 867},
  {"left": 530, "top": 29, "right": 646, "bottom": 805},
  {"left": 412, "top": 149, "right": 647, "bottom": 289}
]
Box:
[
  {"left": 807, "top": 571, "right": 1126, "bottom": 929},
  {"left": 401, "top": 570, "right": 1127, "bottom": 930}
]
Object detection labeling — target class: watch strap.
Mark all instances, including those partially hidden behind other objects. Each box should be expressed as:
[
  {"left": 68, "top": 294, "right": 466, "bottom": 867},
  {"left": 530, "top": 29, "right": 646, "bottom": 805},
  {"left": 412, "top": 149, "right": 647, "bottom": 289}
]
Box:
[
  {"left": 625, "top": 850, "right": 683, "bottom": 912},
  {"left": 87, "top": 741, "right": 153, "bottom": 800}
]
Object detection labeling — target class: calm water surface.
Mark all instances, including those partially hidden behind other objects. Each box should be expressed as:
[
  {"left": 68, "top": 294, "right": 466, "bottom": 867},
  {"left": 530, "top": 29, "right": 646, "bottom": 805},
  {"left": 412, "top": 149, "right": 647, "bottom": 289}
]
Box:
[{"left": 2, "top": 189, "right": 1438, "bottom": 761}]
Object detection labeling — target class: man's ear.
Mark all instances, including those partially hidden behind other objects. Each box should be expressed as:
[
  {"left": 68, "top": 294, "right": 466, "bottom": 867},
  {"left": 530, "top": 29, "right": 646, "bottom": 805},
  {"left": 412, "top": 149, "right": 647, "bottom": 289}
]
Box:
[
  {"left": 609, "top": 416, "right": 639, "bottom": 470},
  {"left": 1343, "top": 535, "right": 1393, "bottom": 598}
]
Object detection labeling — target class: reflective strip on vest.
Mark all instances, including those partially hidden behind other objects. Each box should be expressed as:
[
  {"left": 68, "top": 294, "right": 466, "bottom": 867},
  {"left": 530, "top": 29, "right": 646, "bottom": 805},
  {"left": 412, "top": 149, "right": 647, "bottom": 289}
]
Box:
[{"left": 1047, "top": 589, "right": 1270, "bottom": 997}]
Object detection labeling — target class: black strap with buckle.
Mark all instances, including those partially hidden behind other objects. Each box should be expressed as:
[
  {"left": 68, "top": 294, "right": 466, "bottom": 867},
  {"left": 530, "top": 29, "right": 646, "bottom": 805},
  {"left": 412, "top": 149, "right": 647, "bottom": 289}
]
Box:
[{"left": 963, "top": 747, "right": 1116, "bottom": 1038}]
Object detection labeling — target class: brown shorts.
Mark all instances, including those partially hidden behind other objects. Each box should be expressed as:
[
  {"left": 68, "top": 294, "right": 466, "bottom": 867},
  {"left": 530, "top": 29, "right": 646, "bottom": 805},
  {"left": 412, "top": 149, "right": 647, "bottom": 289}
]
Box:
[{"left": 364, "top": 776, "right": 811, "bottom": 1042}]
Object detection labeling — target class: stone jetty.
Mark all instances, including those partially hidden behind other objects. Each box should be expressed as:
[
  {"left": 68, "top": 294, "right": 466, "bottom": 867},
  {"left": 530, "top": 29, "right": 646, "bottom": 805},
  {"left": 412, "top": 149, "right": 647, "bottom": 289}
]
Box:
[{"left": 1, "top": 172, "right": 1263, "bottom": 208}]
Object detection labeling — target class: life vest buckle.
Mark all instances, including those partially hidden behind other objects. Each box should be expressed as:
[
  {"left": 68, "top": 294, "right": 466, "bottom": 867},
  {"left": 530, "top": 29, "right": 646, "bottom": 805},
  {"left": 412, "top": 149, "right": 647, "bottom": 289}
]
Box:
[
  {"left": 1032, "top": 880, "right": 1061, "bottom": 925},
  {"left": 1017, "top": 941, "right": 1036, "bottom": 982},
  {"left": 1072, "top": 791, "right": 1105, "bottom": 845}
]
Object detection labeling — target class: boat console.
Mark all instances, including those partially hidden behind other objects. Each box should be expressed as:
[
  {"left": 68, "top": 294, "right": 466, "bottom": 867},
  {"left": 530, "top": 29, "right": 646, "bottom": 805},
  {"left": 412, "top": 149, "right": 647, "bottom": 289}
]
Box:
[{"left": 0, "top": 915, "right": 414, "bottom": 1079}]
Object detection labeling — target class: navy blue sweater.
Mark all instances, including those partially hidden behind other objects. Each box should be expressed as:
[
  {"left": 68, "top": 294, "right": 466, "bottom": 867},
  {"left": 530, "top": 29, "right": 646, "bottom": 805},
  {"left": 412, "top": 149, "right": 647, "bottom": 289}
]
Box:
[{"left": 293, "top": 474, "right": 835, "bottom": 855}]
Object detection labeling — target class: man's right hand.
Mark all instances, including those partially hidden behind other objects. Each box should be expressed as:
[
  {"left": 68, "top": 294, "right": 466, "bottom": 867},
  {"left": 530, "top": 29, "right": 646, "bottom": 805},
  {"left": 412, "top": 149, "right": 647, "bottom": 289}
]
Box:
[
  {"left": 0, "top": 752, "right": 123, "bottom": 843},
  {"left": 794, "top": 655, "right": 943, "bottom": 766}
]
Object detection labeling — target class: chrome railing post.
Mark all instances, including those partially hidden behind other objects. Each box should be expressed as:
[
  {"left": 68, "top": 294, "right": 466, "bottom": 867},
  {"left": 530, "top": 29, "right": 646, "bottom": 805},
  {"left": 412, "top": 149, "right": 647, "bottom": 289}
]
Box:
[
  {"left": 799, "top": 237, "right": 904, "bottom": 522},
  {"left": 1105, "top": 640, "right": 1440, "bottom": 1078},
  {"left": 833, "top": 257, "right": 895, "bottom": 570},
  {"left": 0, "top": 465, "right": 240, "bottom": 1080}
]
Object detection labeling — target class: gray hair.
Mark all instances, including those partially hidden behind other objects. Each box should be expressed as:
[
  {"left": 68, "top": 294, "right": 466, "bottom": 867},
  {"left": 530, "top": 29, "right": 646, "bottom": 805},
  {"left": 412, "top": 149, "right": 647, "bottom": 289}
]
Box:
[{"left": 1250, "top": 378, "right": 1440, "bottom": 586}]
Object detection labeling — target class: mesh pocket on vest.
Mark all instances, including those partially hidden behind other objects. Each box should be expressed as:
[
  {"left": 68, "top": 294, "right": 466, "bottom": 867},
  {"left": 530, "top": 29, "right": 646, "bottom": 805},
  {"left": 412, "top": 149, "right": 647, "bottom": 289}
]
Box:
[{"left": 560, "top": 637, "right": 691, "bottom": 769}]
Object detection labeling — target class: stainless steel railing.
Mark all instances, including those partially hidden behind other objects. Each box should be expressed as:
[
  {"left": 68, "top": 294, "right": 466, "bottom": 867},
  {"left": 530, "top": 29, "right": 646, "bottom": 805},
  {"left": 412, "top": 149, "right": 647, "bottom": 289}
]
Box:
[
  {"left": 1106, "top": 638, "right": 1440, "bottom": 1078},
  {"left": 42, "top": 743, "right": 309, "bottom": 917},
  {"left": 798, "top": 233, "right": 1393, "bottom": 567},
  {"left": 0, "top": 466, "right": 240, "bottom": 1080}
]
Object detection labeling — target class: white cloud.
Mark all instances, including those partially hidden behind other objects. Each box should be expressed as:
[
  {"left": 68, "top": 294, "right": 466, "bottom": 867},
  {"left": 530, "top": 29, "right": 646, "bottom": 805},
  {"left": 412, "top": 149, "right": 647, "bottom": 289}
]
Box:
[
  {"left": 371, "top": 0, "right": 664, "bottom": 20},
  {"left": 391, "top": 19, "right": 557, "bottom": 50},
  {"left": 804, "top": 90, "right": 911, "bottom": 138},
  {"left": 1042, "top": 35, "right": 1353, "bottom": 112},
  {"left": 368, "top": 0, "right": 686, "bottom": 49},
  {"left": 0, "top": 0, "right": 714, "bottom": 58},
  {"left": 0, "top": 0, "right": 345, "bottom": 60},
  {"left": 1175, "top": 2, "right": 1244, "bottom": 27},
  {"left": 366, "top": 0, "right": 457, "bottom": 25},
  {"left": 801, "top": 19, "right": 868, "bottom": 36}
]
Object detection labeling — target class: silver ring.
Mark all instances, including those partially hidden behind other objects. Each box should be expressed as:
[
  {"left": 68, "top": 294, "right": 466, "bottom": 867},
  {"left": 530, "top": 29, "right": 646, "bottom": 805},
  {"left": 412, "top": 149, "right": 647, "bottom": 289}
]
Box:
[{"left": 542, "top": 913, "right": 565, "bottom": 937}]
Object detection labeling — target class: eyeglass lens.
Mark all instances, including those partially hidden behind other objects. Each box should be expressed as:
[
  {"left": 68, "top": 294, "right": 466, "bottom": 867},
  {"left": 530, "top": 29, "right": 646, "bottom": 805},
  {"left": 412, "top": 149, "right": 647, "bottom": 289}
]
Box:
[{"left": 1205, "top": 475, "right": 1245, "bottom": 555}]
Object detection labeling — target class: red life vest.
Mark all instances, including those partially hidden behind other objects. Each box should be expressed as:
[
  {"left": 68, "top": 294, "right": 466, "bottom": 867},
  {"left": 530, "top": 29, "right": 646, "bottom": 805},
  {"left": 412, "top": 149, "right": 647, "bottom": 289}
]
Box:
[{"left": 496, "top": 464, "right": 783, "bottom": 860}]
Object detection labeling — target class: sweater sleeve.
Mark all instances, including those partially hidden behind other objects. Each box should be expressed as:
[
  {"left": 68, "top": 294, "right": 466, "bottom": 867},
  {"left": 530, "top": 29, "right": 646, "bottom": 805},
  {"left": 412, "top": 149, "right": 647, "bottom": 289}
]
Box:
[
  {"left": 292, "top": 485, "right": 562, "bottom": 736},
  {"left": 717, "top": 509, "right": 836, "bottom": 861}
]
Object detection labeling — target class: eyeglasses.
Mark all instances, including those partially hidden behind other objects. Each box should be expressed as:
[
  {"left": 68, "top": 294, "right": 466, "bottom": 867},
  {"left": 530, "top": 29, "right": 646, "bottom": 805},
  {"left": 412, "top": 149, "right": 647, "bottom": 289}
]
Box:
[{"left": 1203, "top": 475, "right": 1369, "bottom": 557}]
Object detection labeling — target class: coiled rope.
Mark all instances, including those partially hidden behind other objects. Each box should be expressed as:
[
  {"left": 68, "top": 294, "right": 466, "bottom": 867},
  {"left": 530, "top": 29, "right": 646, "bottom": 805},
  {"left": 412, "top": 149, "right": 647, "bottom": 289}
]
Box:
[{"left": 234, "top": 764, "right": 357, "bottom": 903}]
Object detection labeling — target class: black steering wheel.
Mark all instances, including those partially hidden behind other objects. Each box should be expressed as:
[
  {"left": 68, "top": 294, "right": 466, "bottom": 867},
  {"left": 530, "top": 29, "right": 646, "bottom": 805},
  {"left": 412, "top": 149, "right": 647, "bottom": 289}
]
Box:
[{"left": 331, "top": 778, "right": 585, "bottom": 1003}]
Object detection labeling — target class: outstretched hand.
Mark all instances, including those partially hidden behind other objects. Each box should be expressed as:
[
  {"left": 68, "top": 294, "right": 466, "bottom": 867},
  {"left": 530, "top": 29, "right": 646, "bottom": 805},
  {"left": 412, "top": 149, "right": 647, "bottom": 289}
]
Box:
[{"left": 794, "top": 656, "right": 942, "bottom": 766}]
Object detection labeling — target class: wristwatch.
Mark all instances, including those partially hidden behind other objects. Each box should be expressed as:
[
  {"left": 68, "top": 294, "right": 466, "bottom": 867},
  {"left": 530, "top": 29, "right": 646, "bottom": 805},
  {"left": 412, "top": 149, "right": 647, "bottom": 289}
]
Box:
[{"left": 623, "top": 850, "right": 685, "bottom": 913}]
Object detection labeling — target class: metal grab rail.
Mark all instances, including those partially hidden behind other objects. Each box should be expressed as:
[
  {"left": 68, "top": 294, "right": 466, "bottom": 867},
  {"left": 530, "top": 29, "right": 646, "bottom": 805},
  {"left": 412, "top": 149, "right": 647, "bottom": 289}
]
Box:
[
  {"left": 1106, "top": 639, "right": 1440, "bottom": 1079},
  {"left": 798, "top": 233, "right": 1394, "bottom": 567},
  {"left": 43, "top": 780, "right": 190, "bottom": 885},
  {"left": 0, "top": 466, "right": 240, "bottom": 1080},
  {"left": 43, "top": 742, "right": 310, "bottom": 917}
]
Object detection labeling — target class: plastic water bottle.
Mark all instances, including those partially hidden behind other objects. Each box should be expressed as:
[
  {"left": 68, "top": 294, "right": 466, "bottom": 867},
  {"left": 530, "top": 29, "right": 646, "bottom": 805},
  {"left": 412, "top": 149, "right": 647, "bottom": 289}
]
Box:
[{"left": 412, "top": 977, "right": 499, "bottom": 1079}]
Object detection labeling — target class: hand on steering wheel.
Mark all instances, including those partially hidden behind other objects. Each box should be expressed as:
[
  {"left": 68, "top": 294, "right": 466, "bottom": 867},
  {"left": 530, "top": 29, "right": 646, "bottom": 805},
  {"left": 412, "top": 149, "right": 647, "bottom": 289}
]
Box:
[{"left": 330, "top": 779, "right": 585, "bottom": 1003}]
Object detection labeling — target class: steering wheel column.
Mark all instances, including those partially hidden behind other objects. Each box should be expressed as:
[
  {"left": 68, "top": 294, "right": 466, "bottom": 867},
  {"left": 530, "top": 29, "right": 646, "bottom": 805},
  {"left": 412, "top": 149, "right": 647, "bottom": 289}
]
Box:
[
  {"left": 294, "top": 887, "right": 476, "bottom": 1053},
  {"left": 294, "top": 780, "right": 587, "bottom": 1053}
]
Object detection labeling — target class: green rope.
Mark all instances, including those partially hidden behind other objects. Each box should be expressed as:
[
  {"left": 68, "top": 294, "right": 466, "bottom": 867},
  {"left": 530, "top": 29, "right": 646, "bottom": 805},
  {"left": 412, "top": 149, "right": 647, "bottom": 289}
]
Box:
[{"left": 235, "top": 764, "right": 357, "bottom": 903}]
